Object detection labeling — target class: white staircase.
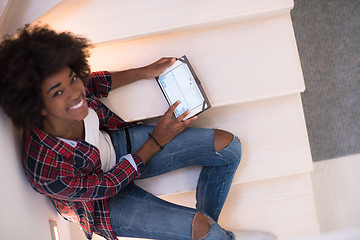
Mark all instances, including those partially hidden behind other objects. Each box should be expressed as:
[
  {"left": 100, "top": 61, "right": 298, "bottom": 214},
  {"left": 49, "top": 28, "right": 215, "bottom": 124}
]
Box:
[{"left": 2, "top": 0, "right": 319, "bottom": 239}]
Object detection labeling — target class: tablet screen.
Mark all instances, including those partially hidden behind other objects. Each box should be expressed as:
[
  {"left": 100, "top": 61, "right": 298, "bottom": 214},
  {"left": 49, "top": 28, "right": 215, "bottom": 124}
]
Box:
[{"left": 158, "top": 61, "right": 204, "bottom": 117}]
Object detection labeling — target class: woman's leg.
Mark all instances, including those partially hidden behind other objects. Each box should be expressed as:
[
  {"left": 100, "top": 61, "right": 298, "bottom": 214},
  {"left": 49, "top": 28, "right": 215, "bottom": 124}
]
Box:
[
  {"left": 108, "top": 182, "right": 234, "bottom": 240},
  {"left": 195, "top": 129, "right": 241, "bottom": 221},
  {"left": 111, "top": 125, "right": 241, "bottom": 221},
  {"left": 109, "top": 126, "right": 277, "bottom": 240}
]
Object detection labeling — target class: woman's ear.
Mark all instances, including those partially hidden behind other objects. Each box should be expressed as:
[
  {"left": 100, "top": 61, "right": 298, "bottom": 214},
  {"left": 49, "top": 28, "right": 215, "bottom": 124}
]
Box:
[{"left": 41, "top": 109, "right": 47, "bottom": 116}]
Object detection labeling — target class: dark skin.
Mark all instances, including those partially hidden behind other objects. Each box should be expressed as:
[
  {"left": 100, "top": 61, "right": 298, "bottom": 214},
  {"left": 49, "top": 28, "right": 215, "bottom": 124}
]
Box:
[{"left": 41, "top": 57, "right": 235, "bottom": 240}]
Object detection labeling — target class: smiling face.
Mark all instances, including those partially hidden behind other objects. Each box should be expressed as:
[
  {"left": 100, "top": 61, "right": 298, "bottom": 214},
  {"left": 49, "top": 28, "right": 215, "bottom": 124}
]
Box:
[{"left": 41, "top": 66, "right": 88, "bottom": 136}]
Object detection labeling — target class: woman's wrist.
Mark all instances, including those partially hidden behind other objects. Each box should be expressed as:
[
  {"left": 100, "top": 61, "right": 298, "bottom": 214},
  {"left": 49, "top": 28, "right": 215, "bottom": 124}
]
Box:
[
  {"left": 135, "top": 66, "right": 153, "bottom": 80},
  {"left": 135, "top": 138, "right": 161, "bottom": 164},
  {"left": 148, "top": 133, "right": 164, "bottom": 150}
]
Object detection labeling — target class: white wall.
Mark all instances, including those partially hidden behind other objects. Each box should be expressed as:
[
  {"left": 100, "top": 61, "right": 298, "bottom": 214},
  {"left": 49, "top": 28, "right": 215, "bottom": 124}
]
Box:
[
  {"left": 0, "top": 2, "right": 73, "bottom": 239},
  {"left": 0, "top": 109, "right": 71, "bottom": 240},
  {"left": 0, "top": 0, "right": 61, "bottom": 37}
]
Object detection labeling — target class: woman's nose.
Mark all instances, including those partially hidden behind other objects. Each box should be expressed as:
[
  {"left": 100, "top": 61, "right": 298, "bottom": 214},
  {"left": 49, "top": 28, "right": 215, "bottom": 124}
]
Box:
[{"left": 67, "top": 86, "right": 82, "bottom": 99}]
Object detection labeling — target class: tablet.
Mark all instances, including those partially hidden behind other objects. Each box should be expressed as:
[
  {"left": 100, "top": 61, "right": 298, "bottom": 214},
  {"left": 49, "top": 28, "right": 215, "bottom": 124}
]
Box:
[{"left": 156, "top": 56, "right": 211, "bottom": 120}]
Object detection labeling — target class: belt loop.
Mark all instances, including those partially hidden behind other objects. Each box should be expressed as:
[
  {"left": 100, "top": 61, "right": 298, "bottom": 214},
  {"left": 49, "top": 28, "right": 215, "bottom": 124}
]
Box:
[{"left": 124, "top": 128, "right": 132, "bottom": 154}]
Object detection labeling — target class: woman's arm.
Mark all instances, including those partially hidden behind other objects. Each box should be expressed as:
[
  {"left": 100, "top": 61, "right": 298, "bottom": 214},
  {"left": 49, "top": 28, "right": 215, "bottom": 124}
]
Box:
[
  {"left": 24, "top": 147, "right": 142, "bottom": 202},
  {"left": 110, "top": 57, "right": 176, "bottom": 90}
]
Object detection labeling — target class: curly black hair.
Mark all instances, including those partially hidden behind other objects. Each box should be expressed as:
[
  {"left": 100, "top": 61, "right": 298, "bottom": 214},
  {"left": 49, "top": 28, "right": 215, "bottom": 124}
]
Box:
[{"left": 0, "top": 24, "right": 91, "bottom": 130}]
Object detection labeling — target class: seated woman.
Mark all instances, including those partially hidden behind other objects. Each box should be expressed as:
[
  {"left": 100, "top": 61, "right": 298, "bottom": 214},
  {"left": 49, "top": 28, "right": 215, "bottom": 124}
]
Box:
[{"left": 0, "top": 25, "right": 275, "bottom": 240}]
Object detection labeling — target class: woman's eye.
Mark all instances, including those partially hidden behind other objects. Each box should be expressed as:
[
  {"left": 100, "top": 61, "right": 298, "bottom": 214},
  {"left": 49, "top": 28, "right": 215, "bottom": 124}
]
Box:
[
  {"left": 71, "top": 76, "right": 78, "bottom": 83},
  {"left": 53, "top": 90, "right": 63, "bottom": 97}
]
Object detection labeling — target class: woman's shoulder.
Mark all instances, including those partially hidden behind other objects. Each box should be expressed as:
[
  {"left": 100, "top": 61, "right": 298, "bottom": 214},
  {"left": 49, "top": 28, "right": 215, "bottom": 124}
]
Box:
[
  {"left": 24, "top": 129, "right": 73, "bottom": 160},
  {"left": 24, "top": 129, "right": 58, "bottom": 160},
  {"left": 86, "top": 71, "right": 112, "bottom": 98}
]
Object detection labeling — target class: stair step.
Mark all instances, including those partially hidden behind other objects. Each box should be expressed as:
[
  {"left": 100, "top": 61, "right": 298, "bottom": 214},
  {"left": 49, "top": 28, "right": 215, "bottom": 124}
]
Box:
[
  {"left": 37, "top": 0, "right": 294, "bottom": 44},
  {"left": 159, "top": 173, "right": 319, "bottom": 240},
  {"left": 135, "top": 94, "right": 312, "bottom": 196},
  {"left": 97, "top": 14, "right": 304, "bottom": 121}
]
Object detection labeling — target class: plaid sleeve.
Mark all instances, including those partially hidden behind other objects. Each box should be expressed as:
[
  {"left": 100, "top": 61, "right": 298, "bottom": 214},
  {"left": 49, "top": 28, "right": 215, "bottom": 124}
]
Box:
[
  {"left": 86, "top": 71, "right": 112, "bottom": 98},
  {"left": 132, "top": 153, "right": 144, "bottom": 173},
  {"left": 25, "top": 147, "right": 143, "bottom": 202}
]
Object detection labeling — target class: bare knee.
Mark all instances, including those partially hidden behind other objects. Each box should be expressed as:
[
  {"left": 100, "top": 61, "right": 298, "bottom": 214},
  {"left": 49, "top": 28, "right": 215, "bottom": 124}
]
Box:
[
  {"left": 191, "top": 212, "right": 212, "bottom": 240},
  {"left": 214, "top": 129, "right": 238, "bottom": 152}
]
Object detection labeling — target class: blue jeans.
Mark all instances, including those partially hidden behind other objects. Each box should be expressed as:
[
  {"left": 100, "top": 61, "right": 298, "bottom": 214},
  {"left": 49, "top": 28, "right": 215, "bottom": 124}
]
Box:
[{"left": 108, "top": 125, "right": 241, "bottom": 239}]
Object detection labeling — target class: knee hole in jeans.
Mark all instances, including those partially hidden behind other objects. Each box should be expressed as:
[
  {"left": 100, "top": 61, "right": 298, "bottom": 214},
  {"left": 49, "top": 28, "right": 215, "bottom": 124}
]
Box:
[
  {"left": 191, "top": 212, "right": 213, "bottom": 240},
  {"left": 214, "top": 129, "right": 240, "bottom": 152}
]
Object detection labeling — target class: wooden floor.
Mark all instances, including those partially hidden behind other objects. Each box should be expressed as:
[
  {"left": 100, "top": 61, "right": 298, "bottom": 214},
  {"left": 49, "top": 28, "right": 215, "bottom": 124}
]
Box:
[{"left": 311, "top": 155, "right": 360, "bottom": 232}]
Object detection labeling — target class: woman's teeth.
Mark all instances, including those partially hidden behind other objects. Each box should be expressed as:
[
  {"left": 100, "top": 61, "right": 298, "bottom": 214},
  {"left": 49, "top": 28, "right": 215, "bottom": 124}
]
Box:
[{"left": 69, "top": 99, "right": 83, "bottom": 110}]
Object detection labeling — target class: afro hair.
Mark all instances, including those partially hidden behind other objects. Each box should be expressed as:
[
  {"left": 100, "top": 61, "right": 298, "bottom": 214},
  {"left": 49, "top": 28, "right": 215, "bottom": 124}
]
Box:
[{"left": 0, "top": 24, "right": 91, "bottom": 130}]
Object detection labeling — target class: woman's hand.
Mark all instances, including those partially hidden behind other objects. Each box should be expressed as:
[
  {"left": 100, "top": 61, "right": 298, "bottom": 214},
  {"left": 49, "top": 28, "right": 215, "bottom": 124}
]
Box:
[
  {"left": 110, "top": 57, "right": 176, "bottom": 90},
  {"left": 139, "top": 57, "right": 176, "bottom": 79},
  {"left": 134, "top": 101, "right": 197, "bottom": 163},
  {"left": 151, "top": 101, "right": 197, "bottom": 146}
]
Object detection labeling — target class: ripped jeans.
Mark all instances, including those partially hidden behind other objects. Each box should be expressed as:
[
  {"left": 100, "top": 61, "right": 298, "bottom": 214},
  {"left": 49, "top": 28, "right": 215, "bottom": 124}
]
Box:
[{"left": 108, "top": 125, "right": 241, "bottom": 239}]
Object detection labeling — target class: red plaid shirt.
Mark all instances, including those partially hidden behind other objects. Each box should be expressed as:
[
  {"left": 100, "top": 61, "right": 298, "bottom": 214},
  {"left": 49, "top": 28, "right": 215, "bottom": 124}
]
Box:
[{"left": 22, "top": 71, "right": 143, "bottom": 240}]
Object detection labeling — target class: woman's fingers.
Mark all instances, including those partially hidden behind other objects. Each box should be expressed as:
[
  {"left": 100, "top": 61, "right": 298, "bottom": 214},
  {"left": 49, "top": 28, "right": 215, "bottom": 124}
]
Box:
[
  {"left": 166, "top": 101, "right": 198, "bottom": 125},
  {"left": 152, "top": 101, "right": 198, "bottom": 146},
  {"left": 176, "top": 112, "right": 198, "bottom": 129},
  {"left": 173, "top": 107, "right": 198, "bottom": 132},
  {"left": 146, "top": 57, "right": 176, "bottom": 79},
  {"left": 164, "top": 100, "right": 180, "bottom": 118},
  {"left": 159, "top": 57, "right": 176, "bottom": 65},
  {"left": 158, "top": 57, "right": 176, "bottom": 66}
]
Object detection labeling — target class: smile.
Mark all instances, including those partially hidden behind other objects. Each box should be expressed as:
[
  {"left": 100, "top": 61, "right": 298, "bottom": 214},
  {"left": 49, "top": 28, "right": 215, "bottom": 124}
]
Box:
[{"left": 69, "top": 98, "right": 84, "bottom": 110}]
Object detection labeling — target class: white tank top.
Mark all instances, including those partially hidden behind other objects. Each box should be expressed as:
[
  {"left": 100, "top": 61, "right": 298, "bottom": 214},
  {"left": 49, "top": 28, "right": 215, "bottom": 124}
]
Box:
[{"left": 84, "top": 108, "right": 116, "bottom": 172}]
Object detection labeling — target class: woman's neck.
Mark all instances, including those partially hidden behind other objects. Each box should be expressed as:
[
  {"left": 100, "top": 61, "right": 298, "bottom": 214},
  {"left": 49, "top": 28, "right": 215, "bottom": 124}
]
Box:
[{"left": 42, "top": 119, "right": 85, "bottom": 139}]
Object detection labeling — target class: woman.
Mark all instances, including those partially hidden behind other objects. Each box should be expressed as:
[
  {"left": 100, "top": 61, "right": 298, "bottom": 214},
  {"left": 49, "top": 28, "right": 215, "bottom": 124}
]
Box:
[{"left": 0, "top": 25, "right": 275, "bottom": 240}]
